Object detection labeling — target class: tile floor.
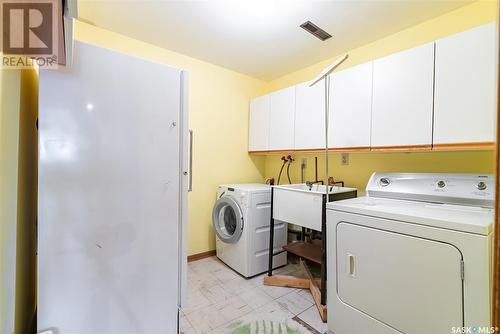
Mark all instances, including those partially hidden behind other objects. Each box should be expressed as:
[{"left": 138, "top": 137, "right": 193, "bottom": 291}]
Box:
[{"left": 181, "top": 256, "right": 328, "bottom": 334}]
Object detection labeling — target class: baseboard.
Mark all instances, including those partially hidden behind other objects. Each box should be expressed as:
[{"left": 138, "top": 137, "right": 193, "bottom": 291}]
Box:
[{"left": 187, "top": 250, "right": 216, "bottom": 262}]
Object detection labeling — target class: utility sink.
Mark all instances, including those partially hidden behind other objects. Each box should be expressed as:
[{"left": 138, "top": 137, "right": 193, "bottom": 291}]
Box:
[{"left": 273, "top": 183, "right": 357, "bottom": 231}]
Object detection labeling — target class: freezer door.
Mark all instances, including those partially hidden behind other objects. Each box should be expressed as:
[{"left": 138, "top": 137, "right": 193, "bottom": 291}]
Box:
[
  {"left": 337, "top": 223, "right": 463, "bottom": 334},
  {"left": 38, "top": 41, "right": 185, "bottom": 333}
]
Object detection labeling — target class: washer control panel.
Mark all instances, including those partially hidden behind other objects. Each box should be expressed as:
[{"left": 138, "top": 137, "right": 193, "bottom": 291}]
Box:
[{"left": 368, "top": 172, "right": 494, "bottom": 208}]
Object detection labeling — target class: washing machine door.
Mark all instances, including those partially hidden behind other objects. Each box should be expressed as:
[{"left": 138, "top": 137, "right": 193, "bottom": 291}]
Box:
[{"left": 212, "top": 196, "right": 244, "bottom": 243}]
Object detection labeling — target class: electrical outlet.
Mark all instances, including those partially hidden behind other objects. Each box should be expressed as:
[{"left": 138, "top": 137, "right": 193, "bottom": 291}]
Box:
[
  {"left": 301, "top": 158, "right": 307, "bottom": 168},
  {"left": 341, "top": 153, "right": 349, "bottom": 165}
]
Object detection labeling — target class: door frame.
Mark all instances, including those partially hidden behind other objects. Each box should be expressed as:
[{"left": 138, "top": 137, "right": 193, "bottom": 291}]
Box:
[{"left": 494, "top": 5, "right": 500, "bottom": 328}]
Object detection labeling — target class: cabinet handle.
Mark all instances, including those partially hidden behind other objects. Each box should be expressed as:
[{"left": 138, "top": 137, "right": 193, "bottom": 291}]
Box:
[{"left": 348, "top": 253, "right": 356, "bottom": 277}]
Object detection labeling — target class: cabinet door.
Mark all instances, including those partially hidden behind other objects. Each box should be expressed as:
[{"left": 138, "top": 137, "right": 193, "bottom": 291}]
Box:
[
  {"left": 295, "top": 82, "right": 325, "bottom": 150},
  {"left": 434, "top": 23, "right": 498, "bottom": 146},
  {"left": 371, "top": 43, "right": 434, "bottom": 148},
  {"left": 329, "top": 62, "right": 373, "bottom": 149},
  {"left": 248, "top": 94, "right": 270, "bottom": 151},
  {"left": 269, "top": 87, "right": 295, "bottom": 151}
]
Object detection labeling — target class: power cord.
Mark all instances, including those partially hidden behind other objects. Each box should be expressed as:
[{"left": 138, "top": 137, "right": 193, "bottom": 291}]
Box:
[
  {"left": 286, "top": 155, "right": 294, "bottom": 184},
  {"left": 276, "top": 156, "right": 288, "bottom": 185}
]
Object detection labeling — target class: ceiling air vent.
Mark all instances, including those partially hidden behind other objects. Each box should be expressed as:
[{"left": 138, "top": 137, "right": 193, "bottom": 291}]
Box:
[{"left": 300, "top": 21, "right": 332, "bottom": 41}]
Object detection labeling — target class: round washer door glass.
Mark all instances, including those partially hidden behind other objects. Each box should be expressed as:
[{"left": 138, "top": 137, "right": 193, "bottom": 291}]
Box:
[{"left": 212, "top": 196, "right": 244, "bottom": 243}]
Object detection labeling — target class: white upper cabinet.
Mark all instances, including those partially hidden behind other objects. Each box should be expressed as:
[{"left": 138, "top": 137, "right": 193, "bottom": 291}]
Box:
[
  {"left": 248, "top": 23, "right": 496, "bottom": 153},
  {"left": 434, "top": 23, "right": 498, "bottom": 146},
  {"left": 371, "top": 43, "right": 435, "bottom": 148},
  {"left": 269, "top": 87, "right": 295, "bottom": 151},
  {"left": 248, "top": 94, "right": 270, "bottom": 151},
  {"left": 329, "top": 62, "right": 373, "bottom": 149},
  {"left": 295, "top": 81, "right": 325, "bottom": 150}
]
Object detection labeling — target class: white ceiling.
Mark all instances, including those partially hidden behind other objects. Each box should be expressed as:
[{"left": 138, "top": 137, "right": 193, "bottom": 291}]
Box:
[{"left": 78, "top": 0, "right": 473, "bottom": 81}]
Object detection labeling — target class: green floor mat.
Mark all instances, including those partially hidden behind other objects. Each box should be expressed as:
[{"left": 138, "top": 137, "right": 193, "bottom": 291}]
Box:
[{"left": 230, "top": 320, "right": 308, "bottom": 334}]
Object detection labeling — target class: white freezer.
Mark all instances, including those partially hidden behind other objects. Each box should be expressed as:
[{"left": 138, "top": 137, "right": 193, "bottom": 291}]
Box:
[{"left": 38, "top": 41, "right": 189, "bottom": 333}]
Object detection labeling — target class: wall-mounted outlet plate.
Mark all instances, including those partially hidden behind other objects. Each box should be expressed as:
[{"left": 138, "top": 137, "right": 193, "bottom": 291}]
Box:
[{"left": 341, "top": 153, "right": 349, "bottom": 165}]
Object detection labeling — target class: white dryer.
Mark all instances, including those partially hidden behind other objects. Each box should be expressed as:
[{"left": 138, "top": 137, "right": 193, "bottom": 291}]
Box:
[
  {"left": 326, "top": 173, "right": 494, "bottom": 334},
  {"left": 213, "top": 184, "right": 287, "bottom": 277}
]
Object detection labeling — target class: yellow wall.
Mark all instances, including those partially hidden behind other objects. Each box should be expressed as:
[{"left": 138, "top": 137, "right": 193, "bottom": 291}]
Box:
[
  {"left": 74, "top": 21, "right": 268, "bottom": 255},
  {"left": 0, "top": 67, "right": 38, "bottom": 334},
  {"left": 263, "top": 0, "right": 498, "bottom": 193},
  {"left": 265, "top": 151, "right": 495, "bottom": 196},
  {"left": 0, "top": 68, "right": 21, "bottom": 334},
  {"left": 13, "top": 68, "right": 38, "bottom": 334}
]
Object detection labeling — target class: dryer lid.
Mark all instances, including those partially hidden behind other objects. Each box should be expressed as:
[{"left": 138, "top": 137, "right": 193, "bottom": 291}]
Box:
[
  {"left": 212, "top": 196, "right": 244, "bottom": 244},
  {"left": 327, "top": 196, "right": 493, "bottom": 235}
]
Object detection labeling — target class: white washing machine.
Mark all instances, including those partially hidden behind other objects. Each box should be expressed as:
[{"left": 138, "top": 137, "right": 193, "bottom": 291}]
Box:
[
  {"left": 213, "top": 184, "right": 287, "bottom": 277},
  {"left": 326, "top": 173, "right": 494, "bottom": 334}
]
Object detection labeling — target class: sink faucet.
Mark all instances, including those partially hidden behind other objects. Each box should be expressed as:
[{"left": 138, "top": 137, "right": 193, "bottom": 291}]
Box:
[{"left": 305, "top": 180, "right": 323, "bottom": 190}]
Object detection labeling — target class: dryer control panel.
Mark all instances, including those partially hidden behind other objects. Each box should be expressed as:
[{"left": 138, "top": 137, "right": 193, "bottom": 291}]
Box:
[{"left": 366, "top": 172, "right": 494, "bottom": 208}]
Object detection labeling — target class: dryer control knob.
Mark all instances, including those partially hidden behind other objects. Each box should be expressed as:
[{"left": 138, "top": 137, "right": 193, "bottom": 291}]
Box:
[
  {"left": 437, "top": 180, "right": 446, "bottom": 188},
  {"left": 477, "top": 181, "right": 487, "bottom": 191},
  {"left": 379, "top": 178, "right": 390, "bottom": 187}
]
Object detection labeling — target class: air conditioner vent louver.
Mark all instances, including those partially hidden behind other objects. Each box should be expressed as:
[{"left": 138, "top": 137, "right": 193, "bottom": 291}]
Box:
[{"left": 300, "top": 21, "right": 332, "bottom": 41}]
